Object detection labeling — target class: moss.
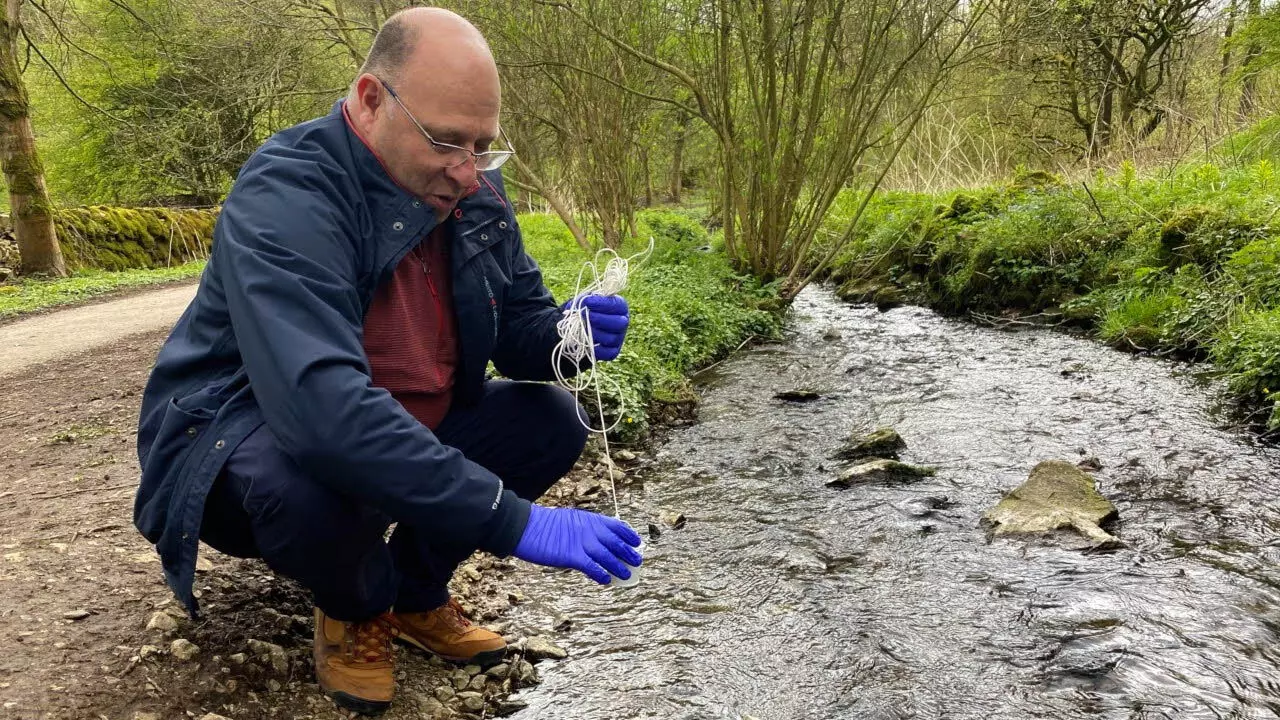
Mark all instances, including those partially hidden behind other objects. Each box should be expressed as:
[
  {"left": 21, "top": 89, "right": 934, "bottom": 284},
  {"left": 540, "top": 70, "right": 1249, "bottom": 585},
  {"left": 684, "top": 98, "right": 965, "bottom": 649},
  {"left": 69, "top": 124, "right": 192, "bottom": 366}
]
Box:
[
  {"left": 44, "top": 205, "right": 219, "bottom": 272},
  {"left": 835, "top": 278, "right": 906, "bottom": 309},
  {"left": 1158, "top": 205, "right": 1264, "bottom": 271},
  {"left": 1010, "top": 168, "right": 1061, "bottom": 189},
  {"left": 833, "top": 427, "right": 906, "bottom": 461},
  {"left": 939, "top": 189, "right": 1002, "bottom": 220}
]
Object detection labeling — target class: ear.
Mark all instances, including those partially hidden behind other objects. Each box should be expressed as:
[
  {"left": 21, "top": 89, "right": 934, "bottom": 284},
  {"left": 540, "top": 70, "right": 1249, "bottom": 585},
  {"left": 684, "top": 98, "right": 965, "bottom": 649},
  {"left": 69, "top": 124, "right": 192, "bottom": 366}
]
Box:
[{"left": 348, "top": 74, "right": 385, "bottom": 129}]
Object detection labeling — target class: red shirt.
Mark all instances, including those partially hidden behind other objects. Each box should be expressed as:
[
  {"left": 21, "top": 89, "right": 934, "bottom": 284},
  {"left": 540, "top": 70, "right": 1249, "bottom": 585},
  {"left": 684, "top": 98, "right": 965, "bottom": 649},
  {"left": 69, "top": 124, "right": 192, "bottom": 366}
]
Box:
[{"left": 362, "top": 225, "right": 458, "bottom": 430}]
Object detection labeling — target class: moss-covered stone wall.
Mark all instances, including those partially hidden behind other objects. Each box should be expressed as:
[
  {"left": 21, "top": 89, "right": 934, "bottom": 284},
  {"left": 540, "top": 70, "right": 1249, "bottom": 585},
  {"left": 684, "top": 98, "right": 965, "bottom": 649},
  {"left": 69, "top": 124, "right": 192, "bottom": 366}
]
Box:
[
  {"left": 53, "top": 206, "right": 219, "bottom": 271},
  {"left": 0, "top": 206, "right": 219, "bottom": 273}
]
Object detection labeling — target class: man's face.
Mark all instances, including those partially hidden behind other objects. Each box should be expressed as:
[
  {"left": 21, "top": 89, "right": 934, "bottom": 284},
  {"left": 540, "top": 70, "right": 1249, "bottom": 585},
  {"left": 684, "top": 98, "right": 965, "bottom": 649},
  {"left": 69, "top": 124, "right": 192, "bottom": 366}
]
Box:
[{"left": 360, "top": 74, "right": 501, "bottom": 218}]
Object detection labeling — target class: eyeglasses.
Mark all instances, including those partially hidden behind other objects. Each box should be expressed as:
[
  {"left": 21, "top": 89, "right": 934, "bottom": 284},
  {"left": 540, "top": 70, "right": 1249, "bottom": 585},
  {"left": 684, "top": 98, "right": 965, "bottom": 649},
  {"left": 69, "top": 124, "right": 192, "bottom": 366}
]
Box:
[{"left": 378, "top": 78, "right": 515, "bottom": 171}]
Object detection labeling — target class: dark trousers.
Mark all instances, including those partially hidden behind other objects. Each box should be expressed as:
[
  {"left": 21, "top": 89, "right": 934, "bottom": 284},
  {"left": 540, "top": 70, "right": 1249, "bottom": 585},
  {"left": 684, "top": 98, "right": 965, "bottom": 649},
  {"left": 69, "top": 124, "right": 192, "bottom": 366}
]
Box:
[{"left": 200, "top": 380, "right": 587, "bottom": 622}]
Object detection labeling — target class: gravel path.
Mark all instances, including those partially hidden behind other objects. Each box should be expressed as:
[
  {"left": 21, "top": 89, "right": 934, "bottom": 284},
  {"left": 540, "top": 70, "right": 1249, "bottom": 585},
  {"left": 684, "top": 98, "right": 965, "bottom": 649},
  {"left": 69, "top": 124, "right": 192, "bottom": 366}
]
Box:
[{"left": 0, "top": 283, "right": 196, "bottom": 378}]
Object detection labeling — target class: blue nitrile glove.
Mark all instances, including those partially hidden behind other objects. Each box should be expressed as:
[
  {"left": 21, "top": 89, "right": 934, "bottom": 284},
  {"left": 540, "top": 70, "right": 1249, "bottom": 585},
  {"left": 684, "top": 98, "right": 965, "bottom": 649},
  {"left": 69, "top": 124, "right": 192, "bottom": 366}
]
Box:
[
  {"left": 513, "top": 504, "right": 643, "bottom": 583},
  {"left": 561, "top": 294, "right": 630, "bottom": 361}
]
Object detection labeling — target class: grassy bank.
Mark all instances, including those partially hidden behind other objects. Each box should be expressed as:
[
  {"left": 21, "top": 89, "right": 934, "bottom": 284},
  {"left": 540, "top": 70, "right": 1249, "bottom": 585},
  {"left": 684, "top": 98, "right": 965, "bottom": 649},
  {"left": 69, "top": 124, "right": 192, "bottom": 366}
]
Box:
[
  {"left": 0, "top": 261, "right": 206, "bottom": 320},
  {"left": 814, "top": 163, "right": 1280, "bottom": 432}
]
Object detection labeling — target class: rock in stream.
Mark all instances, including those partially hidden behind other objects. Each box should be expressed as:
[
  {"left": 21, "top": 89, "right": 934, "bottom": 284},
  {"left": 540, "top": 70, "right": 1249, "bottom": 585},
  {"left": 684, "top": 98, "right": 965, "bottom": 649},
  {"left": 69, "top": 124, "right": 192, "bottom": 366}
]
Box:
[{"left": 982, "top": 460, "right": 1118, "bottom": 547}]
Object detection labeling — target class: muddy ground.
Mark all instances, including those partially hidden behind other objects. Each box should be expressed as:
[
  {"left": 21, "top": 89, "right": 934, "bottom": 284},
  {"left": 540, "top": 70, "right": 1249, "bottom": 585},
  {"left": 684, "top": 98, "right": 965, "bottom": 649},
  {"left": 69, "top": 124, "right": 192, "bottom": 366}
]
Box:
[{"left": 0, "top": 329, "right": 647, "bottom": 720}]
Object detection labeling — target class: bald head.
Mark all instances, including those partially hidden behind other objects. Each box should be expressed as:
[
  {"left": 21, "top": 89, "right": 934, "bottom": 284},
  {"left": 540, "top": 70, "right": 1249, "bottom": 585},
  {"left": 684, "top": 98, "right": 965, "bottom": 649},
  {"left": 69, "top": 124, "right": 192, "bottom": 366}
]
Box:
[{"left": 359, "top": 8, "right": 498, "bottom": 95}]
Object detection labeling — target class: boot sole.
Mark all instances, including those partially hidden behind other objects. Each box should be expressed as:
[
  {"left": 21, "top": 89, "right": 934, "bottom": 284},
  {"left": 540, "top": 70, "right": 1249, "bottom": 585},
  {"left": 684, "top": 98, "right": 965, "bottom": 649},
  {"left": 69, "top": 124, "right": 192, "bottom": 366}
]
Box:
[
  {"left": 328, "top": 690, "right": 391, "bottom": 716},
  {"left": 394, "top": 633, "right": 506, "bottom": 668}
]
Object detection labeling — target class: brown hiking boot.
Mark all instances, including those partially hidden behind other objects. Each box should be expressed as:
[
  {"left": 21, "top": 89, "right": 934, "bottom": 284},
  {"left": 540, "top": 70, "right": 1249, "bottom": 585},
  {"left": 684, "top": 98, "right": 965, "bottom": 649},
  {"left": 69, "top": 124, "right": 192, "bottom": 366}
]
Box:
[
  {"left": 312, "top": 608, "right": 395, "bottom": 715},
  {"left": 389, "top": 598, "right": 506, "bottom": 667}
]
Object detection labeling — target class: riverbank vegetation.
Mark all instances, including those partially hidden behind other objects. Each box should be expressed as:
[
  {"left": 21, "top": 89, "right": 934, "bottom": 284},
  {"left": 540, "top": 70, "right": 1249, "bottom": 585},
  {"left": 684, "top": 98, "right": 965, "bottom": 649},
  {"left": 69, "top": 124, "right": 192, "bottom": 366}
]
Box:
[{"left": 816, "top": 152, "right": 1280, "bottom": 432}]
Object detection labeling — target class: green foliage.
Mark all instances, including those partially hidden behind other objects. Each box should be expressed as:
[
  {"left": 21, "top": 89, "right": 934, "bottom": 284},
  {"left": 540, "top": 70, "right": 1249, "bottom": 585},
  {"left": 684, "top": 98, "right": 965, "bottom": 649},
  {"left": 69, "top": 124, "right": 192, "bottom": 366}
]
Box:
[
  {"left": 1211, "top": 308, "right": 1280, "bottom": 429},
  {"left": 520, "top": 212, "right": 780, "bottom": 441},
  {"left": 635, "top": 209, "right": 707, "bottom": 247},
  {"left": 1158, "top": 204, "right": 1268, "bottom": 271},
  {"left": 0, "top": 262, "right": 205, "bottom": 319},
  {"left": 1097, "top": 287, "right": 1185, "bottom": 349},
  {"left": 24, "top": 0, "right": 348, "bottom": 206},
  {"left": 1216, "top": 115, "right": 1280, "bottom": 168},
  {"left": 517, "top": 212, "right": 586, "bottom": 267}
]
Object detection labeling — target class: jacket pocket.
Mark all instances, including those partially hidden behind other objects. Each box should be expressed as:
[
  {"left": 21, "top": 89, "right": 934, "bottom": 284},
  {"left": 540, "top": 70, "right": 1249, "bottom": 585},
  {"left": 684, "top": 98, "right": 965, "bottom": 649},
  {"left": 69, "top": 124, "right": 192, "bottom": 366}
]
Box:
[{"left": 134, "top": 397, "right": 217, "bottom": 543}]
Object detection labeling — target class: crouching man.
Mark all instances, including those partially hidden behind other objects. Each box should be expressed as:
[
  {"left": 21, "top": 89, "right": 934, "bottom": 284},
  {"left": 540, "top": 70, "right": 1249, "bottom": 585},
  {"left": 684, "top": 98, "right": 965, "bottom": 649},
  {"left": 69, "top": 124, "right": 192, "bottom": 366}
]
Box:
[{"left": 133, "top": 7, "right": 640, "bottom": 715}]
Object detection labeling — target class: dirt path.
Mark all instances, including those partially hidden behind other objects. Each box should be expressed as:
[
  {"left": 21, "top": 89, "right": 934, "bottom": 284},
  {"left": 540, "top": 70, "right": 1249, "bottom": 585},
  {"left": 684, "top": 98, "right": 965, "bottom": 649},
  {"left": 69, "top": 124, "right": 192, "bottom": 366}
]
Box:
[
  {"left": 0, "top": 299, "right": 625, "bottom": 719},
  {"left": 0, "top": 284, "right": 197, "bottom": 379}
]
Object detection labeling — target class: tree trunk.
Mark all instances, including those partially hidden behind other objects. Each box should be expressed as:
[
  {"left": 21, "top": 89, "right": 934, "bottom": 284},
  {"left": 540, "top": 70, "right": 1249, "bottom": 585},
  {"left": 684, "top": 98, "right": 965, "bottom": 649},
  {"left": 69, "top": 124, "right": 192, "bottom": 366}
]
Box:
[
  {"left": 669, "top": 111, "right": 689, "bottom": 203},
  {"left": 641, "top": 147, "right": 652, "bottom": 208},
  {"left": 1218, "top": 0, "right": 1237, "bottom": 131},
  {"left": 508, "top": 155, "right": 591, "bottom": 253},
  {"left": 0, "top": 0, "right": 64, "bottom": 277},
  {"left": 1239, "top": 0, "right": 1262, "bottom": 121}
]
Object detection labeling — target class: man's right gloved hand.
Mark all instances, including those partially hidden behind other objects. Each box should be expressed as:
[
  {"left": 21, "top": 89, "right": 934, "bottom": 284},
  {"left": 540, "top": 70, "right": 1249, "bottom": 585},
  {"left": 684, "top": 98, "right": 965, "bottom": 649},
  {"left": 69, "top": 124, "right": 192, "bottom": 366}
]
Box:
[{"left": 513, "top": 505, "right": 643, "bottom": 584}]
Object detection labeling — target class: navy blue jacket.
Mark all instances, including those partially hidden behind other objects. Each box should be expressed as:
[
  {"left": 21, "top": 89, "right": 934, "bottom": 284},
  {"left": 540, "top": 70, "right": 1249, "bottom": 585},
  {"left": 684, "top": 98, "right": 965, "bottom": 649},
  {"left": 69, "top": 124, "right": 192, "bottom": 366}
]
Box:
[{"left": 135, "top": 101, "right": 573, "bottom": 616}]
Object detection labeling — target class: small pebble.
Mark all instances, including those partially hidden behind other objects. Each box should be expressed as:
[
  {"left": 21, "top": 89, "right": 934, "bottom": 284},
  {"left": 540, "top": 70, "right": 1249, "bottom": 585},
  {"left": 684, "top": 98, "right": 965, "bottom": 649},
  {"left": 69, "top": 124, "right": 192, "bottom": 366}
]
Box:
[{"left": 62, "top": 609, "right": 91, "bottom": 621}]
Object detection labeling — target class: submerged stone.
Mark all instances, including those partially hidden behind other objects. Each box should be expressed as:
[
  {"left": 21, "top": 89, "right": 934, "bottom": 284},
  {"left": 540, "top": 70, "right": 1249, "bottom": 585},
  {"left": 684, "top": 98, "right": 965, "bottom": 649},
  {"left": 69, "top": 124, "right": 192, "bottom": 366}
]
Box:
[
  {"left": 833, "top": 427, "right": 906, "bottom": 461},
  {"left": 775, "top": 389, "right": 822, "bottom": 402},
  {"left": 982, "top": 460, "right": 1118, "bottom": 546},
  {"left": 826, "top": 459, "right": 935, "bottom": 488}
]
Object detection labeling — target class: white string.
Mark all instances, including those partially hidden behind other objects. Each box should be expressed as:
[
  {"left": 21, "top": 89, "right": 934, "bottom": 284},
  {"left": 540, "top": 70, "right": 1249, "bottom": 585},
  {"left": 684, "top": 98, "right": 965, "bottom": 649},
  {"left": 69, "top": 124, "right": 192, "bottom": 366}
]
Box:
[{"left": 551, "top": 238, "right": 654, "bottom": 519}]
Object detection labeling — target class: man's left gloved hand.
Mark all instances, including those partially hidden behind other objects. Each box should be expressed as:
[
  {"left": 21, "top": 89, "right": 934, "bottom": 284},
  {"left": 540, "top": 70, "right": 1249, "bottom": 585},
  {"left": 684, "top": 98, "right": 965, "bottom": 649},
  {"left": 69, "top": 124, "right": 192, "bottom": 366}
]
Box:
[{"left": 561, "top": 294, "right": 629, "bottom": 361}]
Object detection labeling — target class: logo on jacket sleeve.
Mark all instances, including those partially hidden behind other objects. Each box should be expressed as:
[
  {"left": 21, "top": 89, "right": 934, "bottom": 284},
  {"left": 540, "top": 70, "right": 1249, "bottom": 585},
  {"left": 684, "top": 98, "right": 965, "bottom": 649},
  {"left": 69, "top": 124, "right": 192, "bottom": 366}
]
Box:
[{"left": 481, "top": 275, "right": 499, "bottom": 339}]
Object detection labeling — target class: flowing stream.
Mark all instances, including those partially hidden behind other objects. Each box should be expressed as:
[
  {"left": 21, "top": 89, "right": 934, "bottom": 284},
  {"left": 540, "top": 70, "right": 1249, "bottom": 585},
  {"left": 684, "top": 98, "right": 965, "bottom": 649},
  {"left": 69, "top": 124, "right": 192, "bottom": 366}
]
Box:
[{"left": 506, "top": 286, "right": 1280, "bottom": 720}]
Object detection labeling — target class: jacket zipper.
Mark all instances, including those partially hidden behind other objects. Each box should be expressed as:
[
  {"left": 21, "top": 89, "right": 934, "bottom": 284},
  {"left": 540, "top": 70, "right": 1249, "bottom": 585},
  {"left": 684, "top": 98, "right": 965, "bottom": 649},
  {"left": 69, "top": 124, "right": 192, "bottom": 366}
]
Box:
[
  {"left": 417, "top": 244, "right": 440, "bottom": 299},
  {"left": 415, "top": 240, "right": 451, "bottom": 389}
]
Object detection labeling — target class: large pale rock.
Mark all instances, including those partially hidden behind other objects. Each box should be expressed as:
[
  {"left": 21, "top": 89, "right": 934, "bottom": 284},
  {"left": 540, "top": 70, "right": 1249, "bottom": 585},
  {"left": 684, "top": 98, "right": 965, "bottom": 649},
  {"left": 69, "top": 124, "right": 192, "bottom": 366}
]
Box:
[
  {"left": 982, "top": 460, "right": 1118, "bottom": 546},
  {"left": 826, "top": 459, "right": 934, "bottom": 488}
]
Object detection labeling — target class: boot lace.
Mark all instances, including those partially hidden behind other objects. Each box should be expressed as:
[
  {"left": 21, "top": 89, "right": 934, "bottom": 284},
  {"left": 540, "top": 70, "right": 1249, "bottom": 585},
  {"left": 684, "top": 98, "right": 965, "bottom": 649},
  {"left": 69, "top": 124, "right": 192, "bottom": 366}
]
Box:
[
  {"left": 347, "top": 614, "right": 394, "bottom": 664},
  {"left": 440, "top": 598, "right": 474, "bottom": 633}
]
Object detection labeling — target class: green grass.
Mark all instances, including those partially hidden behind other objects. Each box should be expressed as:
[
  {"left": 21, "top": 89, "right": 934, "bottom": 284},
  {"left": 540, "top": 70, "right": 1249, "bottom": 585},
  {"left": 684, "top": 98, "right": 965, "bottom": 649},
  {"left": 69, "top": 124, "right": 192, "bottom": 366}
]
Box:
[
  {"left": 0, "top": 261, "right": 205, "bottom": 319},
  {"left": 815, "top": 159, "right": 1280, "bottom": 432}
]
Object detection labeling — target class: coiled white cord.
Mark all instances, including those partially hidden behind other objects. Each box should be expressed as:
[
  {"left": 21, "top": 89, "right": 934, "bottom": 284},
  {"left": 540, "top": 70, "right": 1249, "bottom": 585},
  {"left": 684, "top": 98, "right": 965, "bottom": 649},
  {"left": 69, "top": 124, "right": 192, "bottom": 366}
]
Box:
[{"left": 551, "top": 239, "right": 654, "bottom": 518}]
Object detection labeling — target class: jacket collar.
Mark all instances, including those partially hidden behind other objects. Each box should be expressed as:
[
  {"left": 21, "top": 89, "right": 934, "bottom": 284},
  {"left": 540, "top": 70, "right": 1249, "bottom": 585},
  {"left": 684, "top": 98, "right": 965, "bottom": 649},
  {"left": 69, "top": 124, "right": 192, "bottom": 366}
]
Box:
[{"left": 333, "top": 100, "right": 505, "bottom": 263}]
